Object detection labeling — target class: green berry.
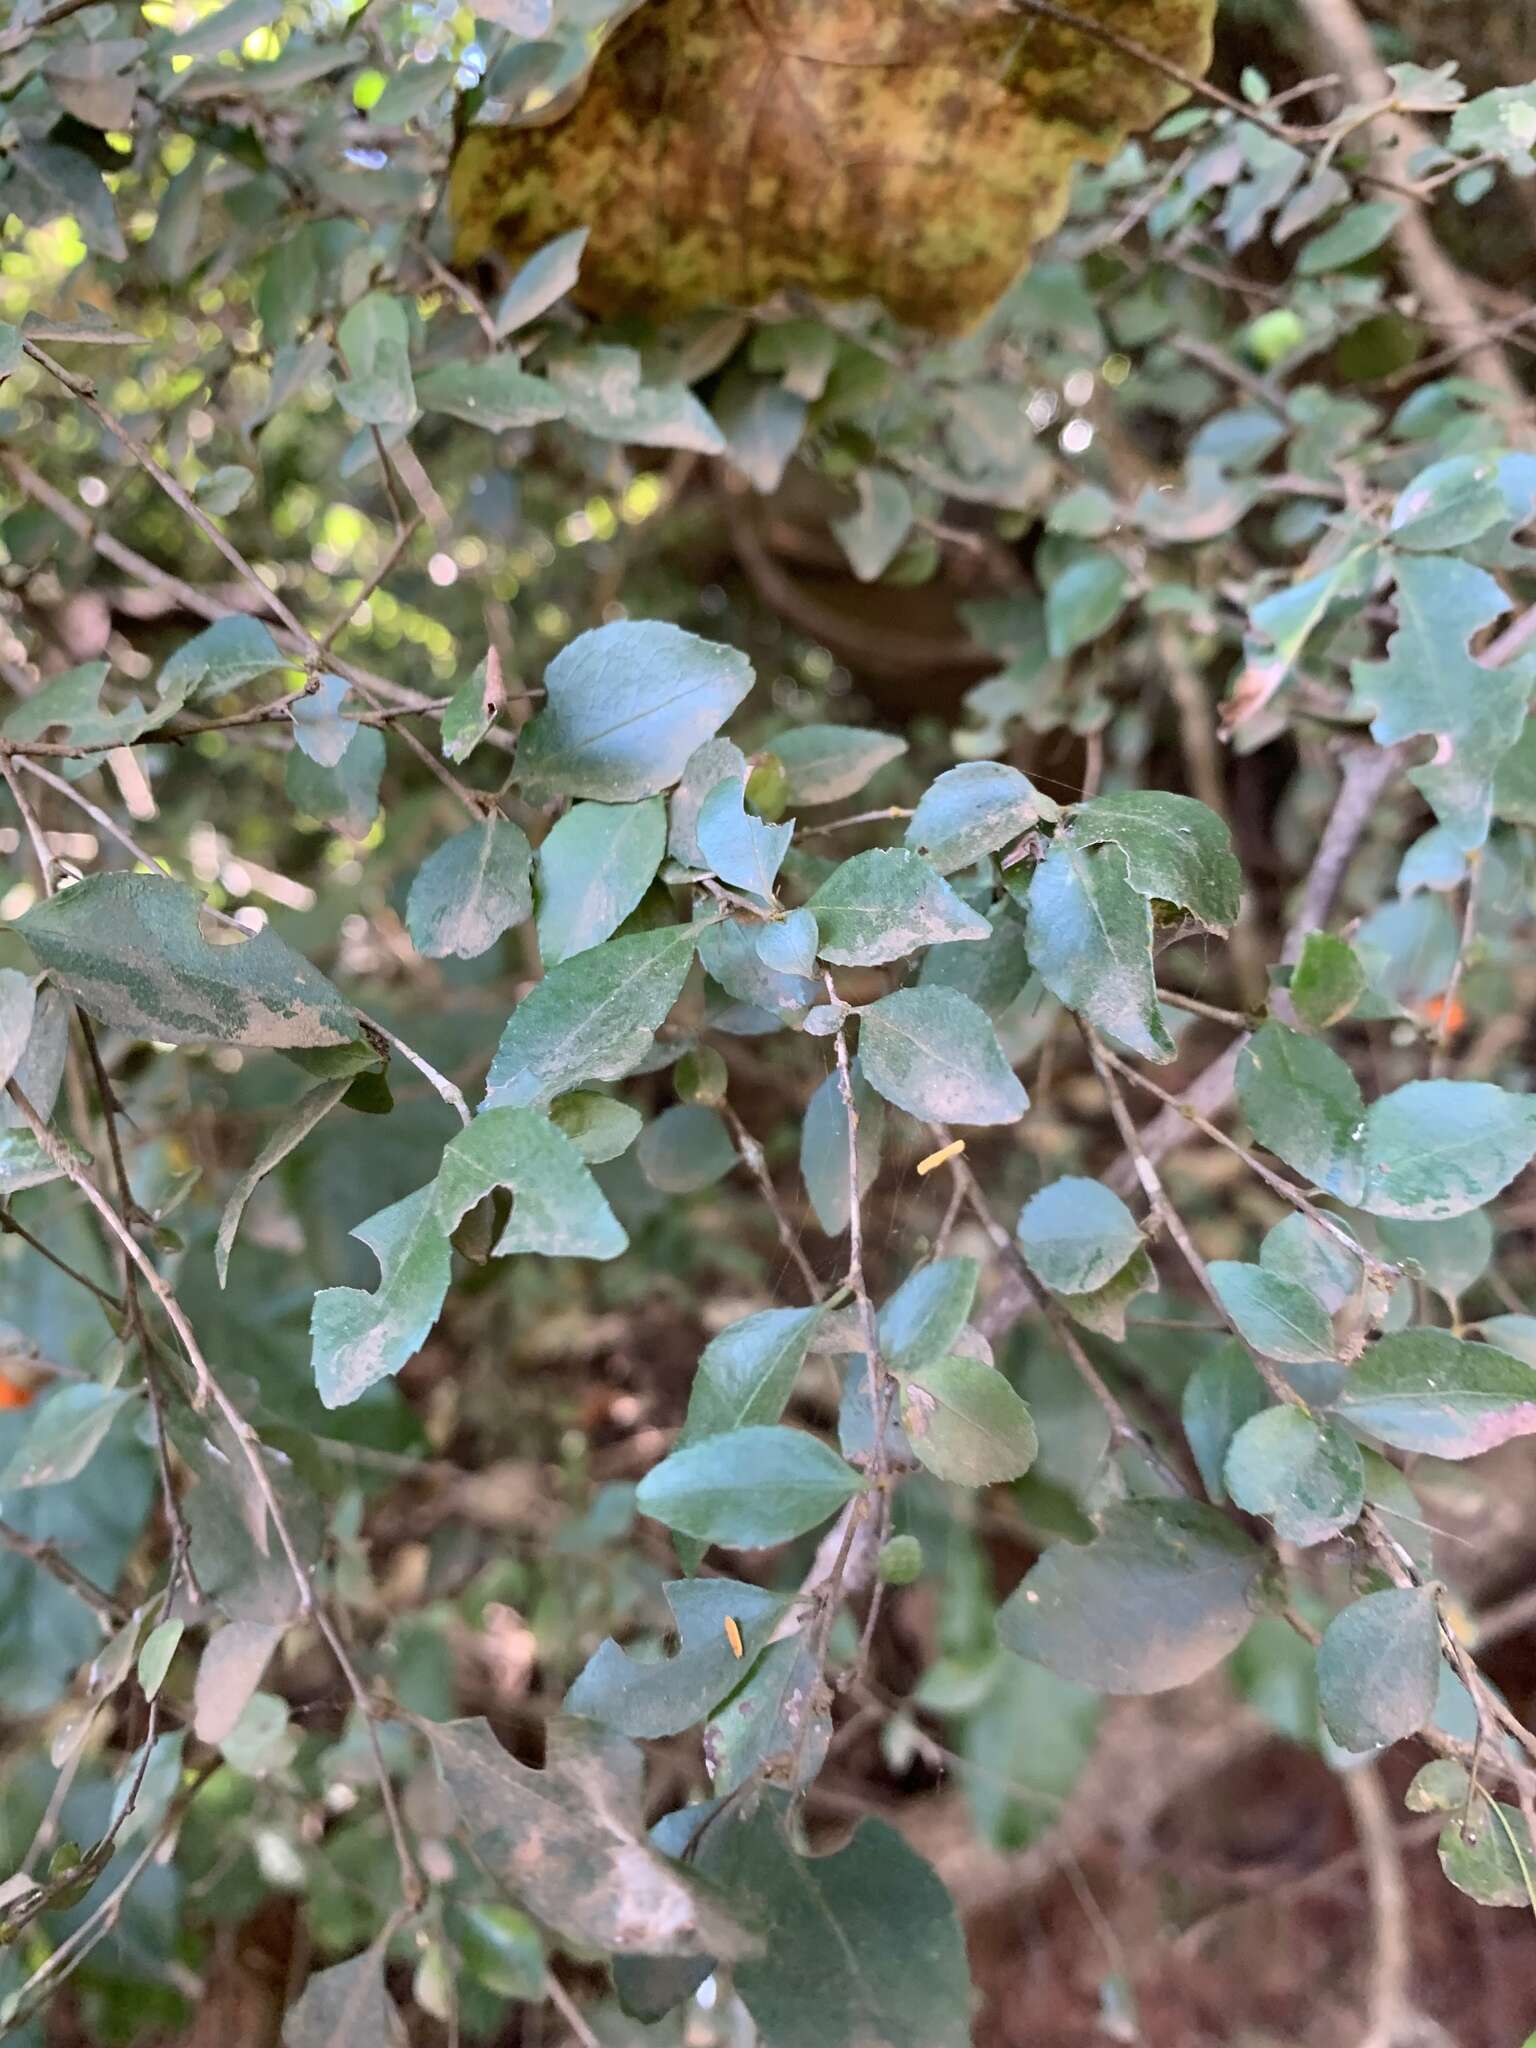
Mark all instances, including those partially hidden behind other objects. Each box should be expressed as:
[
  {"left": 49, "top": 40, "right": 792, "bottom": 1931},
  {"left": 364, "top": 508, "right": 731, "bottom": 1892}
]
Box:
[{"left": 877, "top": 1534, "right": 923, "bottom": 1585}]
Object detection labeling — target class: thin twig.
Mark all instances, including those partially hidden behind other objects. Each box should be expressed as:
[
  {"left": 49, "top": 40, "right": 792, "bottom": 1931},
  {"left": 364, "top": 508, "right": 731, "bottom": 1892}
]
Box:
[
  {"left": 0, "top": 1517, "right": 125, "bottom": 1623},
  {"left": 1431, "top": 855, "right": 1479, "bottom": 1079},
  {"left": 1082, "top": 1026, "right": 1300, "bottom": 1408},
  {"left": 723, "top": 1103, "right": 822, "bottom": 1304}
]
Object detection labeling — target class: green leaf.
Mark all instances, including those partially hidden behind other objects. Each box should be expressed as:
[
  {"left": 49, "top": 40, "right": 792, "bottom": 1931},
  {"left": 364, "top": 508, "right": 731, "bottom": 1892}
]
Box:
[
  {"left": 216, "top": 1077, "right": 351, "bottom": 1287},
  {"left": 717, "top": 370, "right": 807, "bottom": 493},
  {"left": 1059, "top": 1243, "right": 1159, "bottom": 1339},
  {"left": 809, "top": 849, "right": 989, "bottom": 967},
  {"left": 1438, "top": 1796, "right": 1536, "bottom": 1910},
  {"left": 310, "top": 1186, "right": 451, "bottom": 1409},
  {"left": 440, "top": 651, "right": 504, "bottom": 764},
  {"left": 1375, "top": 1210, "right": 1493, "bottom": 1304},
  {"left": 16, "top": 876, "right": 363, "bottom": 1051},
  {"left": 1181, "top": 1343, "right": 1268, "bottom": 1502},
  {"left": 901, "top": 1356, "right": 1037, "bottom": 1485},
  {"left": 435, "top": 1106, "right": 628, "bottom": 1260},
  {"left": 718, "top": 1793, "right": 972, "bottom": 2048},
  {"left": 697, "top": 910, "right": 817, "bottom": 1017},
  {"left": 1017, "top": 1176, "right": 1142, "bottom": 1296},
  {"left": 1451, "top": 82, "right": 1536, "bottom": 163},
  {"left": 494, "top": 227, "right": 588, "bottom": 336},
  {"left": 1290, "top": 931, "right": 1366, "bottom": 1031},
  {"left": 1209, "top": 1261, "right": 1339, "bottom": 1364},
  {"left": 1493, "top": 715, "right": 1536, "bottom": 825},
  {"left": 996, "top": 1501, "right": 1263, "bottom": 1694},
  {"left": 765, "top": 726, "right": 907, "bottom": 806},
  {"left": 1351, "top": 553, "right": 1534, "bottom": 850},
  {"left": 288, "top": 674, "right": 356, "bottom": 768},
  {"left": 426, "top": 1716, "right": 753, "bottom": 1957},
  {"left": 904, "top": 762, "right": 1058, "bottom": 874},
  {"left": 1044, "top": 555, "right": 1129, "bottom": 658},
  {"left": 697, "top": 778, "right": 793, "bottom": 901},
  {"left": 636, "top": 1104, "right": 737, "bottom": 1193},
  {"left": 1295, "top": 199, "right": 1401, "bottom": 273},
  {"left": 878, "top": 1258, "right": 978, "bottom": 1376},
  {"left": 565, "top": 1578, "right": 789, "bottom": 1737},
  {"left": 680, "top": 1306, "right": 825, "bottom": 1447},
  {"left": 858, "top": 986, "right": 1028, "bottom": 1125},
  {"left": 636, "top": 1425, "right": 860, "bottom": 1547},
  {"left": 535, "top": 798, "right": 665, "bottom": 965},
  {"left": 0, "top": 971, "right": 36, "bottom": 1093},
  {"left": 157, "top": 616, "right": 284, "bottom": 709},
  {"left": 1259, "top": 1213, "right": 1364, "bottom": 1313},
  {"left": 283, "top": 1947, "right": 406, "bottom": 2048},
  {"left": 704, "top": 1637, "right": 829, "bottom": 1799},
  {"left": 1315, "top": 1588, "right": 1439, "bottom": 1752},
  {"left": 957, "top": 1657, "right": 1102, "bottom": 1852},
  {"left": 137, "top": 1618, "right": 183, "bottom": 1703},
  {"left": 286, "top": 724, "right": 384, "bottom": 837},
  {"left": 1359, "top": 1079, "right": 1536, "bottom": 1219},
  {"left": 0, "top": 1384, "right": 135, "bottom": 1490},
  {"left": 1024, "top": 839, "right": 1171, "bottom": 1061},
  {"left": 833, "top": 469, "right": 914, "bottom": 582},
  {"left": 1235, "top": 1021, "right": 1366, "bottom": 1204},
  {"left": 413, "top": 356, "right": 565, "bottom": 431},
  {"left": 546, "top": 343, "right": 725, "bottom": 454},
  {"left": 335, "top": 292, "right": 414, "bottom": 427},
  {"left": 516, "top": 621, "right": 753, "bottom": 802},
  {"left": 756, "top": 908, "right": 819, "bottom": 979},
  {"left": 1223, "top": 1405, "right": 1363, "bottom": 1546},
  {"left": 1390, "top": 454, "right": 1511, "bottom": 552},
  {"left": 1478, "top": 1315, "right": 1536, "bottom": 1367},
  {"left": 801, "top": 1058, "right": 886, "bottom": 1232},
  {"left": 547, "top": 1090, "right": 642, "bottom": 1163},
  {"left": 1069, "top": 790, "right": 1241, "bottom": 931},
  {"left": 407, "top": 817, "right": 534, "bottom": 962},
  {"left": 1330, "top": 1329, "right": 1536, "bottom": 1458},
  {"left": 483, "top": 923, "right": 696, "bottom": 1109}
]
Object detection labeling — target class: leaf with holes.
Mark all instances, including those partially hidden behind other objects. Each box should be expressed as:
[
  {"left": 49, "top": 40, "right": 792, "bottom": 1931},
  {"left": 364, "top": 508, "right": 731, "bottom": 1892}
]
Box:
[
  {"left": 16, "top": 875, "right": 363, "bottom": 1051},
  {"left": 566, "top": 1578, "right": 790, "bottom": 1738},
  {"left": 1351, "top": 553, "right": 1535, "bottom": 851}
]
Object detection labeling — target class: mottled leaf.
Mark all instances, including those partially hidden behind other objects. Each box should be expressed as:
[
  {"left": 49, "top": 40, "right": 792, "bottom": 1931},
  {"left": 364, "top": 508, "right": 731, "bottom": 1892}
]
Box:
[
  {"left": 1359, "top": 1079, "right": 1536, "bottom": 1220},
  {"left": 858, "top": 987, "right": 1027, "bottom": 1125},
  {"left": 1330, "top": 1330, "right": 1536, "bottom": 1458},
  {"left": 901, "top": 1356, "right": 1037, "bottom": 1485},
  {"left": 1070, "top": 790, "right": 1241, "bottom": 931},
  {"left": 283, "top": 1946, "right": 406, "bottom": 2047},
  {"left": 449, "top": 0, "right": 1212, "bottom": 333},
  {"left": 1351, "top": 553, "right": 1534, "bottom": 851},
  {"left": 1209, "top": 1260, "right": 1339, "bottom": 1364},
  {"left": 407, "top": 817, "right": 534, "bottom": 962},
  {"left": 1223, "top": 1405, "right": 1363, "bottom": 1546},
  {"left": 426, "top": 1715, "right": 757, "bottom": 1955},
  {"left": 17, "top": 876, "right": 362, "bottom": 1051},
  {"left": 535, "top": 798, "right": 666, "bottom": 965},
  {"left": 996, "top": 1501, "right": 1263, "bottom": 1694},
  {"left": 809, "top": 849, "right": 989, "bottom": 967},
  {"left": 1316, "top": 1587, "right": 1439, "bottom": 1752},
  {"left": 1236, "top": 1021, "right": 1366, "bottom": 1204},
  {"left": 483, "top": 924, "right": 696, "bottom": 1109}
]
